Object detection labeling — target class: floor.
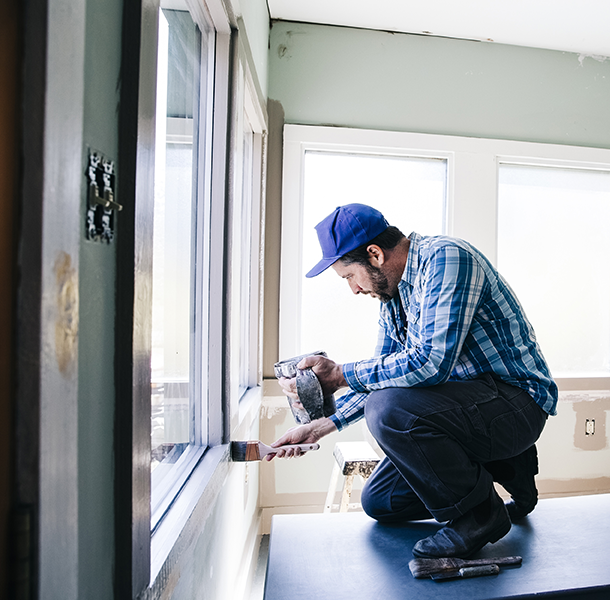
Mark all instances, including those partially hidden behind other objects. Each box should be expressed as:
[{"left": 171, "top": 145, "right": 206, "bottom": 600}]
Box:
[{"left": 263, "top": 494, "right": 610, "bottom": 600}]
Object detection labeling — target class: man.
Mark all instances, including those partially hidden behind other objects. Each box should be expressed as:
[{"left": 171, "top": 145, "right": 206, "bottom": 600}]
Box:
[{"left": 273, "top": 203, "right": 557, "bottom": 559}]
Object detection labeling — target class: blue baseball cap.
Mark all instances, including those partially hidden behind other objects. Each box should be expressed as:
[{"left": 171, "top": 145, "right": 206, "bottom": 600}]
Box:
[{"left": 306, "top": 204, "right": 390, "bottom": 278}]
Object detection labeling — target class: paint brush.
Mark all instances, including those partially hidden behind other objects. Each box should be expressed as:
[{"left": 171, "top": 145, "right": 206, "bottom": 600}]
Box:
[
  {"left": 230, "top": 440, "right": 320, "bottom": 462},
  {"left": 409, "top": 556, "right": 522, "bottom": 579}
]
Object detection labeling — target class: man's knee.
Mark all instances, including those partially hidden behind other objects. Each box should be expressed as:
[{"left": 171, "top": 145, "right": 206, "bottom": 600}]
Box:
[
  {"left": 360, "top": 481, "right": 384, "bottom": 520},
  {"left": 360, "top": 477, "right": 404, "bottom": 523},
  {"left": 360, "top": 459, "right": 401, "bottom": 522},
  {"left": 361, "top": 476, "right": 433, "bottom": 523}
]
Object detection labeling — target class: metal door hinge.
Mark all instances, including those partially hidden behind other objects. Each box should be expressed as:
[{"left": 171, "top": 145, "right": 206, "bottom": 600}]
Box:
[{"left": 86, "top": 151, "right": 122, "bottom": 243}]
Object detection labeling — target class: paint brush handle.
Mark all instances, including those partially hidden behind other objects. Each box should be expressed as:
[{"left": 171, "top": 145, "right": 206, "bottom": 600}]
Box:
[
  {"left": 261, "top": 442, "right": 320, "bottom": 458},
  {"left": 431, "top": 564, "right": 500, "bottom": 581},
  {"left": 459, "top": 565, "right": 500, "bottom": 578},
  {"left": 462, "top": 556, "right": 522, "bottom": 567}
]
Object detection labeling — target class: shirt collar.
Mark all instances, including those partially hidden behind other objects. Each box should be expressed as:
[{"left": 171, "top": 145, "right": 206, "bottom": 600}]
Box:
[{"left": 379, "top": 232, "right": 421, "bottom": 324}]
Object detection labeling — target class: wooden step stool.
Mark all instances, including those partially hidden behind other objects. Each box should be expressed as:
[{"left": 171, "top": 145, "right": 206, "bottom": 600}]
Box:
[{"left": 324, "top": 441, "right": 381, "bottom": 513}]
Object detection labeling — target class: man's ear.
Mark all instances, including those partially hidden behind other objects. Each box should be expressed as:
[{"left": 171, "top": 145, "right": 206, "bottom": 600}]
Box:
[{"left": 367, "top": 244, "right": 385, "bottom": 267}]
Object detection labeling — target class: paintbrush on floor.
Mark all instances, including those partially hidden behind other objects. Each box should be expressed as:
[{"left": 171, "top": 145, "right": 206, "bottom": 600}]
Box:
[
  {"left": 409, "top": 555, "right": 522, "bottom": 579},
  {"left": 231, "top": 440, "right": 320, "bottom": 462}
]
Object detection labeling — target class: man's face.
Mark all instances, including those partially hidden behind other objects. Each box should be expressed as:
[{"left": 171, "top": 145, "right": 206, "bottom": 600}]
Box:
[{"left": 332, "top": 260, "right": 395, "bottom": 303}]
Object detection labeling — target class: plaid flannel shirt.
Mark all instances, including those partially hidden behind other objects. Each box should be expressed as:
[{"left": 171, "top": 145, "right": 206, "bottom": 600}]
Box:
[{"left": 329, "top": 232, "right": 558, "bottom": 431}]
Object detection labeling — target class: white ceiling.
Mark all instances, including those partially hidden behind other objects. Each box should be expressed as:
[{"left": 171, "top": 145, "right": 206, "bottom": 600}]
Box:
[{"left": 267, "top": 0, "right": 610, "bottom": 59}]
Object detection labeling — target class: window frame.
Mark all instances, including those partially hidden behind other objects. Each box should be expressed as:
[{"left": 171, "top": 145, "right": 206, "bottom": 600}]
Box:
[
  {"left": 147, "top": 0, "right": 230, "bottom": 546},
  {"left": 149, "top": 5, "right": 213, "bottom": 532},
  {"left": 228, "top": 35, "right": 267, "bottom": 425},
  {"left": 148, "top": 0, "right": 234, "bottom": 582},
  {"left": 116, "top": 0, "right": 260, "bottom": 595},
  {"left": 280, "top": 124, "right": 610, "bottom": 392}
]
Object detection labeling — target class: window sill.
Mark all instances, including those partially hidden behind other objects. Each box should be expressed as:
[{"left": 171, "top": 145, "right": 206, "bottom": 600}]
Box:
[
  {"left": 149, "top": 442, "right": 230, "bottom": 587},
  {"left": 556, "top": 377, "right": 610, "bottom": 393}
]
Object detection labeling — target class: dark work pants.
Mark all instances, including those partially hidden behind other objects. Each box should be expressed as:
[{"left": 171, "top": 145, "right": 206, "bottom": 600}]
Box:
[{"left": 361, "top": 374, "right": 548, "bottom": 523}]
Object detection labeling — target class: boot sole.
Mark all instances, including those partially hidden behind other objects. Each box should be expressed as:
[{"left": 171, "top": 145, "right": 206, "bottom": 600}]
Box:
[{"left": 507, "top": 498, "right": 537, "bottom": 521}]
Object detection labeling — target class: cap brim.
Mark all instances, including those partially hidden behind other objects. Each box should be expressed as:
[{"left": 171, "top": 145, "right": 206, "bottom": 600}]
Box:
[{"left": 305, "top": 256, "right": 341, "bottom": 278}]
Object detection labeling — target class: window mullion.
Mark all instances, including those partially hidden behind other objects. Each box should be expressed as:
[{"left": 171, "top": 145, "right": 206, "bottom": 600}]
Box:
[
  {"left": 450, "top": 150, "right": 499, "bottom": 264},
  {"left": 206, "top": 29, "right": 231, "bottom": 447}
]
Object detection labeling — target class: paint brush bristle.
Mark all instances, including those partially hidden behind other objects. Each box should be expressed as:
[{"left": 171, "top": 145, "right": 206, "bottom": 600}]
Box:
[{"left": 231, "top": 441, "right": 262, "bottom": 462}]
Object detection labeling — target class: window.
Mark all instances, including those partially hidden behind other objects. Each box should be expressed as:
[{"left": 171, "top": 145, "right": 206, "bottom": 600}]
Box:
[
  {"left": 150, "top": 4, "right": 214, "bottom": 531},
  {"left": 498, "top": 163, "right": 610, "bottom": 379},
  {"left": 280, "top": 125, "right": 610, "bottom": 390},
  {"left": 238, "top": 120, "right": 255, "bottom": 397},
  {"left": 229, "top": 58, "right": 266, "bottom": 407},
  {"left": 115, "top": 0, "right": 262, "bottom": 591},
  {"left": 299, "top": 151, "right": 446, "bottom": 363},
  {"left": 142, "top": 0, "right": 266, "bottom": 586}
]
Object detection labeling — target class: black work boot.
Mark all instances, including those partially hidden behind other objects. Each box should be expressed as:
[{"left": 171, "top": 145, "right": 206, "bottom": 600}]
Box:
[
  {"left": 412, "top": 487, "right": 511, "bottom": 558},
  {"left": 484, "top": 444, "right": 539, "bottom": 521}
]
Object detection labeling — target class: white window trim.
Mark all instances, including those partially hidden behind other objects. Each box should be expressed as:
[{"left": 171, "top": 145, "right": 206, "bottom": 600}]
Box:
[
  {"left": 148, "top": 0, "right": 232, "bottom": 586},
  {"left": 227, "top": 31, "right": 268, "bottom": 431},
  {"left": 240, "top": 68, "right": 266, "bottom": 394},
  {"left": 148, "top": 7, "right": 269, "bottom": 587},
  {"left": 234, "top": 56, "right": 268, "bottom": 430},
  {"left": 199, "top": 9, "right": 231, "bottom": 450},
  {"left": 280, "top": 124, "right": 610, "bottom": 391}
]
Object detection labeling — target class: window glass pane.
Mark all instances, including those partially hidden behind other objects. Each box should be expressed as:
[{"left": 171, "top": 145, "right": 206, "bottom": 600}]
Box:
[
  {"left": 239, "top": 120, "right": 255, "bottom": 397},
  {"left": 498, "top": 164, "right": 610, "bottom": 378},
  {"left": 301, "top": 152, "right": 446, "bottom": 363},
  {"left": 151, "top": 7, "right": 207, "bottom": 522}
]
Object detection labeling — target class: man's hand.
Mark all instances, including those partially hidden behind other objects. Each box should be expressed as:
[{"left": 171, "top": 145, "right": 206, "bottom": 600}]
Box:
[
  {"left": 277, "top": 376, "right": 299, "bottom": 400},
  {"left": 278, "top": 354, "right": 347, "bottom": 401},
  {"left": 266, "top": 417, "right": 337, "bottom": 461},
  {"left": 302, "top": 354, "right": 347, "bottom": 396}
]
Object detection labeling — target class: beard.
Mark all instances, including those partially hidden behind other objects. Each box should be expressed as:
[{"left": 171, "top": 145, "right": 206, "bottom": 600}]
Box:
[{"left": 364, "top": 263, "right": 394, "bottom": 304}]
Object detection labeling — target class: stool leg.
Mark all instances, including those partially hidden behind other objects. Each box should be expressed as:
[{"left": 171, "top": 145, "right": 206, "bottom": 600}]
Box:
[
  {"left": 339, "top": 475, "right": 354, "bottom": 513},
  {"left": 324, "top": 462, "right": 341, "bottom": 513}
]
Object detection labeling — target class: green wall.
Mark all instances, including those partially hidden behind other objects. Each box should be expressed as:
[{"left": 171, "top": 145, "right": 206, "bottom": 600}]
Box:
[
  {"left": 20, "top": 0, "right": 271, "bottom": 598},
  {"left": 269, "top": 21, "right": 610, "bottom": 148},
  {"left": 78, "top": 0, "right": 122, "bottom": 597},
  {"left": 240, "top": 0, "right": 270, "bottom": 95}
]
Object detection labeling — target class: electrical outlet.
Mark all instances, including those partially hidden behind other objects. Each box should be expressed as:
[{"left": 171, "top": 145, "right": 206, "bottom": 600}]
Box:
[{"left": 572, "top": 397, "right": 610, "bottom": 451}]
